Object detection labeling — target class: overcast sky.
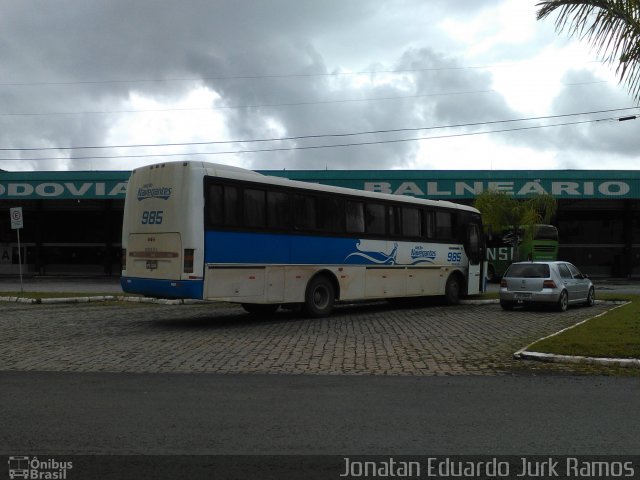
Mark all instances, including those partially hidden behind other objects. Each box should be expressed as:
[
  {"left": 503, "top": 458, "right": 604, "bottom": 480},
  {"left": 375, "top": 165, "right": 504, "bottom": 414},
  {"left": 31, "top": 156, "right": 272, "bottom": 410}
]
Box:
[{"left": 1, "top": 0, "right": 638, "bottom": 172}]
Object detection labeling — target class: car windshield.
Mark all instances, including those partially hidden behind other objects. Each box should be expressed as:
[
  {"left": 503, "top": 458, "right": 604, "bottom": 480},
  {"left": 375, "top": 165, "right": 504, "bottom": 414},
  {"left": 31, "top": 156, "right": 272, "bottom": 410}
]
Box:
[{"left": 504, "top": 263, "right": 550, "bottom": 278}]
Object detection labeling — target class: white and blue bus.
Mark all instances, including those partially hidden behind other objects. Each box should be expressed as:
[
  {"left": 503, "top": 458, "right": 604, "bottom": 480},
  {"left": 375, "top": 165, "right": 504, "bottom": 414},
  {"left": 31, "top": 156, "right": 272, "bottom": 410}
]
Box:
[{"left": 121, "top": 161, "right": 486, "bottom": 316}]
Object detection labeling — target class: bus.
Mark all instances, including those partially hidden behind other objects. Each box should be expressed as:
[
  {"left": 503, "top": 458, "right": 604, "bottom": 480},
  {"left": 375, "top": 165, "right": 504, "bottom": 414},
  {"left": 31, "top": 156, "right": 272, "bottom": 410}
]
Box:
[
  {"left": 485, "top": 224, "right": 559, "bottom": 281},
  {"left": 121, "top": 161, "right": 486, "bottom": 317}
]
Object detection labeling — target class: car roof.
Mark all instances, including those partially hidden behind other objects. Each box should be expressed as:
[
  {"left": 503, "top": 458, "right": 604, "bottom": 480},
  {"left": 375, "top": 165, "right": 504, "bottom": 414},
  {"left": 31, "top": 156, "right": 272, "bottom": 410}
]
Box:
[{"left": 510, "top": 261, "right": 569, "bottom": 266}]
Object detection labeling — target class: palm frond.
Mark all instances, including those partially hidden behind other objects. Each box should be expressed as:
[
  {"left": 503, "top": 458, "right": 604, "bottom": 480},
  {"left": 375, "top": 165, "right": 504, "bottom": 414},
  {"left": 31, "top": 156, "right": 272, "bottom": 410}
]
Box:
[{"left": 537, "top": 0, "right": 640, "bottom": 103}]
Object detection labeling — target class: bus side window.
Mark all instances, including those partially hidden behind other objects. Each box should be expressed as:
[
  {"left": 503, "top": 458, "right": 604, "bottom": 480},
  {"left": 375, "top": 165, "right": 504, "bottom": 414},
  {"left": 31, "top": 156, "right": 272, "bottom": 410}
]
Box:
[
  {"left": 267, "top": 190, "right": 291, "bottom": 229},
  {"left": 365, "top": 203, "right": 386, "bottom": 235},
  {"left": 317, "top": 196, "right": 345, "bottom": 232},
  {"left": 389, "top": 205, "right": 401, "bottom": 237},
  {"left": 208, "top": 184, "right": 238, "bottom": 226},
  {"left": 294, "top": 194, "right": 316, "bottom": 230},
  {"left": 243, "top": 188, "right": 266, "bottom": 228},
  {"left": 346, "top": 200, "right": 365, "bottom": 233},
  {"left": 435, "top": 211, "right": 453, "bottom": 240},
  {"left": 423, "top": 210, "right": 435, "bottom": 239},
  {"left": 207, "top": 184, "right": 224, "bottom": 225},
  {"left": 402, "top": 207, "right": 421, "bottom": 238},
  {"left": 223, "top": 185, "right": 239, "bottom": 226}
]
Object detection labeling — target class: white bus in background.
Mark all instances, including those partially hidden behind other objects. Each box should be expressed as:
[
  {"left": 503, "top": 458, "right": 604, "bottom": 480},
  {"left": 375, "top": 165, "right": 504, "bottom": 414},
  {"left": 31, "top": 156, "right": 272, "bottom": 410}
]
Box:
[{"left": 121, "top": 161, "right": 486, "bottom": 317}]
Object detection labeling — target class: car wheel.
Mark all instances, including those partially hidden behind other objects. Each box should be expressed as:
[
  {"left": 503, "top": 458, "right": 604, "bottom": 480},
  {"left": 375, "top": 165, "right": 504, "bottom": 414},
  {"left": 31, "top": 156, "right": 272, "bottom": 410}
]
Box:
[
  {"left": 241, "top": 303, "right": 279, "bottom": 315},
  {"left": 585, "top": 287, "right": 595, "bottom": 307},
  {"left": 556, "top": 290, "right": 568, "bottom": 312},
  {"left": 304, "top": 275, "right": 335, "bottom": 318},
  {"left": 444, "top": 274, "right": 462, "bottom": 305},
  {"left": 500, "top": 300, "right": 515, "bottom": 311}
]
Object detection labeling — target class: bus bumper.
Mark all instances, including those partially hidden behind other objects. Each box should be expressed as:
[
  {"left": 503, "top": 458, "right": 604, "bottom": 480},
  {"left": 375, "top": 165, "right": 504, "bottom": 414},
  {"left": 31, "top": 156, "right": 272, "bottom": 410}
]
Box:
[{"left": 120, "top": 277, "right": 204, "bottom": 300}]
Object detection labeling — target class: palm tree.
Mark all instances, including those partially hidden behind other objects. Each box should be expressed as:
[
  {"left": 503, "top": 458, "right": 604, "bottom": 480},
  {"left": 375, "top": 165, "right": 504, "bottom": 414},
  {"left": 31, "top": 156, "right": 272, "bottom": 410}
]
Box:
[
  {"left": 474, "top": 189, "right": 557, "bottom": 267},
  {"left": 537, "top": 0, "right": 640, "bottom": 103}
]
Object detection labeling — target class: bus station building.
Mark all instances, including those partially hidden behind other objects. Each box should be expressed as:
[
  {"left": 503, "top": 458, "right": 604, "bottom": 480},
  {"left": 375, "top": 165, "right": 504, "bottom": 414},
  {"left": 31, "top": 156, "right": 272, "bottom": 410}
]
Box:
[{"left": 1, "top": 168, "right": 639, "bottom": 278}]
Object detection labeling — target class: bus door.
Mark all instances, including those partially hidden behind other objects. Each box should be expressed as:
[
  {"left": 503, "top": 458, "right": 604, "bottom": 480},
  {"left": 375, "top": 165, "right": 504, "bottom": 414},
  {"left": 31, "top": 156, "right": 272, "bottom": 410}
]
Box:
[{"left": 465, "top": 223, "right": 484, "bottom": 294}]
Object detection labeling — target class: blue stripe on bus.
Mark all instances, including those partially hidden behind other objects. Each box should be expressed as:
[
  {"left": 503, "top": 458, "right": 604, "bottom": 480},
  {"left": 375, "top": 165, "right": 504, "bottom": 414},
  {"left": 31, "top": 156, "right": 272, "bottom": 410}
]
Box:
[
  {"left": 204, "top": 230, "right": 415, "bottom": 265},
  {"left": 121, "top": 277, "right": 204, "bottom": 299}
]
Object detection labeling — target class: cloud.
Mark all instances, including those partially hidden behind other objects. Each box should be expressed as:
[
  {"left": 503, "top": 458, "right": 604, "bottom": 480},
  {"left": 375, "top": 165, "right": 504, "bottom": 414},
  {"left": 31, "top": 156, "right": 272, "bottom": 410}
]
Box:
[{"left": 0, "top": 0, "right": 633, "bottom": 172}]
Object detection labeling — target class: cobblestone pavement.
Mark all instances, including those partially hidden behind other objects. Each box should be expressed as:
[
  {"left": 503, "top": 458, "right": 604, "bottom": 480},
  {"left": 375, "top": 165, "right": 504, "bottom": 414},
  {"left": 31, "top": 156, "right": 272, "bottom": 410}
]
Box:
[{"left": 0, "top": 299, "right": 617, "bottom": 376}]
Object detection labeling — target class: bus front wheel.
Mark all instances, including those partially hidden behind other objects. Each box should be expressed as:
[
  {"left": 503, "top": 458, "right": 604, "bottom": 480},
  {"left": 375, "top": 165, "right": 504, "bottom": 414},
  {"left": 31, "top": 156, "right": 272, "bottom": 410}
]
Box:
[
  {"left": 444, "top": 274, "right": 462, "bottom": 305},
  {"left": 304, "top": 275, "right": 335, "bottom": 318}
]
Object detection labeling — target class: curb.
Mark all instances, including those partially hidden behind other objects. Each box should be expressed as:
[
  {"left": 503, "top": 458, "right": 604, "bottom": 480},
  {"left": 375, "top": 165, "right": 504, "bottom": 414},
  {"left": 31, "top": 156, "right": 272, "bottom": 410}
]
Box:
[
  {"left": 513, "top": 301, "right": 640, "bottom": 369},
  {"left": 0, "top": 295, "right": 205, "bottom": 305}
]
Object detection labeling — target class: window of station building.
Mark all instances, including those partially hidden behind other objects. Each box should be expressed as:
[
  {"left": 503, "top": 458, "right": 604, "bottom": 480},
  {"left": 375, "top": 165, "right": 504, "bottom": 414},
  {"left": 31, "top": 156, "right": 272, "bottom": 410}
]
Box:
[
  {"left": 317, "top": 196, "right": 344, "bottom": 232},
  {"left": 435, "top": 211, "right": 454, "bottom": 239},
  {"left": 267, "top": 190, "right": 291, "bottom": 228},
  {"left": 402, "top": 207, "right": 421, "bottom": 238},
  {"left": 243, "top": 188, "right": 266, "bottom": 228},
  {"left": 365, "top": 203, "right": 386, "bottom": 235},
  {"left": 346, "top": 200, "right": 365, "bottom": 233},
  {"left": 293, "top": 194, "right": 316, "bottom": 230}
]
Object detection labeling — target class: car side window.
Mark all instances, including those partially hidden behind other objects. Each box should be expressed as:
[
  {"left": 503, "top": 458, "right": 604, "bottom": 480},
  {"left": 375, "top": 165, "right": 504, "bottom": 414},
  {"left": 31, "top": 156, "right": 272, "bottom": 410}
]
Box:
[
  {"left": 558, "top": 264, "right": 572, "bottom": 279},
  {"left": 567, "top": 263, "right": 582, "bottom": 279}
]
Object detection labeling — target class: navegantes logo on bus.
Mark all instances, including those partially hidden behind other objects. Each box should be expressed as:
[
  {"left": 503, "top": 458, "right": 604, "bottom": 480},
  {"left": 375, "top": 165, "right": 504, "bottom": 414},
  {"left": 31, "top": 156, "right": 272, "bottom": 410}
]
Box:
[{"left": 137, "top": 183, "right": 172, "bottom": 201}]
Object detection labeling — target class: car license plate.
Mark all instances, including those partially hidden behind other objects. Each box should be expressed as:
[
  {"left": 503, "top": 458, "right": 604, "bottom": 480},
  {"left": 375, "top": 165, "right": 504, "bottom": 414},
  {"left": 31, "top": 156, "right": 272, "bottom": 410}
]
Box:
[{"left": 514, "top": 292, "right": 531, "bottom": 300}]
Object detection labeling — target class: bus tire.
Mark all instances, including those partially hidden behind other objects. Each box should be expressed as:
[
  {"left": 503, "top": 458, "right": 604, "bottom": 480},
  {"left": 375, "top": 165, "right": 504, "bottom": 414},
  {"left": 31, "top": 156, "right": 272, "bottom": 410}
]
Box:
[
  {"left": 444, "top": 273, "right": 462, "bottom": 305},
  {"left": 241, "top": 303, "right": 279, "bottom": 316},
  {"left": 304, "top": 275, "right": 335, "bottom": 318}
]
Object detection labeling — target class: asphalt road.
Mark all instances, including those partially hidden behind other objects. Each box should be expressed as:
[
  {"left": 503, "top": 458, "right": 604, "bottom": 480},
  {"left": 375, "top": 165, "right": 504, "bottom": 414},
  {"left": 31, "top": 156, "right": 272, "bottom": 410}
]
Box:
[{"left": 2, "top": 371, "right": 639, "bottom": 456}]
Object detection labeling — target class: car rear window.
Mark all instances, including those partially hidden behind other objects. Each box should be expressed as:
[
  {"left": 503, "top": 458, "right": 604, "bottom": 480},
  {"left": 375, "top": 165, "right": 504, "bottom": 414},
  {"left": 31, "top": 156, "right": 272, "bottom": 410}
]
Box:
[{"left": 504, "top": 264, "right": 550, "bottom": 278}]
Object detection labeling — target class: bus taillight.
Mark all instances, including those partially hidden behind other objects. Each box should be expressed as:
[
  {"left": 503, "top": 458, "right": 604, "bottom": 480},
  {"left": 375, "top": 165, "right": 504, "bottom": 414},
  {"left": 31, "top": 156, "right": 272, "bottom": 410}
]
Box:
[
  {"left": 122, "top": 248, "right": 126, "bottom": 270},
  {"left": 184, "top": 249, "right": 194, "bottom": 273}
]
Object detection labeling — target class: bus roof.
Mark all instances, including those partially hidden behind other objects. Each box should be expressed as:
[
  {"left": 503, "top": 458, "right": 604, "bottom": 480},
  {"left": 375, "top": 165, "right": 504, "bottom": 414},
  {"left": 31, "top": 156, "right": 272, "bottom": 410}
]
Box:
[{"left": 135, "top": 161, "right": 480, "bottom": 214}]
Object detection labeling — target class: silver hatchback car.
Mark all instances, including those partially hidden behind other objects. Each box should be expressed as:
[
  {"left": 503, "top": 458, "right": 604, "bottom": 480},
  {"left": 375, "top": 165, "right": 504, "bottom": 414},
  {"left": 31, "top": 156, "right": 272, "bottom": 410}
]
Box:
[{"left": 499, "top": 261, "right": 595, "bottom": 311}]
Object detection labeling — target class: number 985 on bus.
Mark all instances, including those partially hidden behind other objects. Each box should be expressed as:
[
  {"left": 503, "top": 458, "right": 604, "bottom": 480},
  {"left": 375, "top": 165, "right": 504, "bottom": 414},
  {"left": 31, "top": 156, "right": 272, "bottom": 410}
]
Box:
[{"left": 141, "top": 210, "right": 163, "bottom": 225}]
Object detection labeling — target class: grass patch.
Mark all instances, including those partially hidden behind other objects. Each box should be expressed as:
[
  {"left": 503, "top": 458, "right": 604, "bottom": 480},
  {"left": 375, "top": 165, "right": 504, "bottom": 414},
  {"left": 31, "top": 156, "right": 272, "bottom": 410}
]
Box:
[{"left": 528, "top": 294, "right": 640, "bottom": 359}]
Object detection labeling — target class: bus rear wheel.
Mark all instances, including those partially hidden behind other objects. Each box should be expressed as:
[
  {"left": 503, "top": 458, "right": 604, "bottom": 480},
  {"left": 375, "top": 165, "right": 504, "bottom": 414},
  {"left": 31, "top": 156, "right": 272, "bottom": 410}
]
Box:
[
  {"left": 241, "top": 303, "right": 279, "bottom": 316},
  {"left": 304, "top": 275, "right": 335, "bottom": 318}
]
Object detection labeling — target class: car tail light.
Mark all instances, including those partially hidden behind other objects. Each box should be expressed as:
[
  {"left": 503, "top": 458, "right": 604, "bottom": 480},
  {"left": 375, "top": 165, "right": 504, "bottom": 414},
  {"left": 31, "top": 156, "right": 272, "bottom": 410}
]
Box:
[
  {"left": 122, "top": 248, "right": 126, "bottom": 271},
  {"left": 500, "top": 279, "right": 507, "bottom": 288},
  {"left": 543, "top": 280, "right": 557, "bottom": 289},
  {"left": 183, "top": 249, "right": 194, "bottom": 273}
]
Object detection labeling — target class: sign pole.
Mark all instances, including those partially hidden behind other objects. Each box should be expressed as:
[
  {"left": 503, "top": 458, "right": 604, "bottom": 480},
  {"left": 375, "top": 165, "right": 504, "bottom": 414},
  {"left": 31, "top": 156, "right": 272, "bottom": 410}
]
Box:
[
  {"left": 16, "top": 227, "right": 23, "bottom": 294},
  {"left": 10, "top": 207, "right": 25, "bottom": 295}
]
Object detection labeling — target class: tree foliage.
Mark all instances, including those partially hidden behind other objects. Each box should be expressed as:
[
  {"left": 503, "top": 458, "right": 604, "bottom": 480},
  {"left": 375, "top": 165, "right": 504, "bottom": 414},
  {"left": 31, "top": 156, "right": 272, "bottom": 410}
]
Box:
[
  {"left": 473, "top": 190, "right": 557, "bottom": 258},
  {"left": 537, "top": 0, "right": 640, "bottom": 103}
]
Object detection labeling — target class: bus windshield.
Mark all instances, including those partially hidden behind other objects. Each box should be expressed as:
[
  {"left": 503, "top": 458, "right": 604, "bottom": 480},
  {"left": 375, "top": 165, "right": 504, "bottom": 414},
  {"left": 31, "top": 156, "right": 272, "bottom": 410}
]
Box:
[{"left": 532, "top": 225, "right": 558, "bottom": 241}]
